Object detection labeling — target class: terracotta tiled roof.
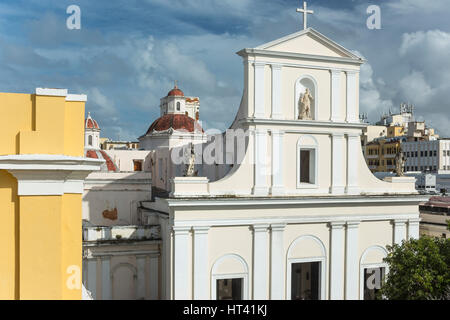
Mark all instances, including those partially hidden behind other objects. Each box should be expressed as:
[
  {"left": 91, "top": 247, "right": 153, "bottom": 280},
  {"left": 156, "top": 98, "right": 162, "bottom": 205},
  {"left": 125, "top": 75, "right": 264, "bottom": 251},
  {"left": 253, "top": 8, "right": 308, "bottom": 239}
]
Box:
[
  {"left": 86, "top": 150, "right": 98, "bottom": 159},
  {"left": 146, "top": 113, "right": 203, "bottom": 134},
  {"left": 99, "top": 150, "right": 118, "bottom": 172},
  {"left": 85, "top": 149, "right": 117, "bottom": 172}
]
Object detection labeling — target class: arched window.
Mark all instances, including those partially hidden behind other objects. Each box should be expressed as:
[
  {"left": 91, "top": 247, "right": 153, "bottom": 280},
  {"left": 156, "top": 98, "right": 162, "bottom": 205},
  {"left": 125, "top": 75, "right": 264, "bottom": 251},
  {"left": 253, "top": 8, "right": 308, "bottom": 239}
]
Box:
[
  {"left": 176, "top": 102, "right": 181, "bottom": 111},
  {"left": 88, "top": 135, "right": 93, "bottom": 146},
  {"left": 287, "top": 235, "right": 326, "bottom": 300},
  {"left": 295, "top": 75, "right": 318, "bottom": 120},
  {"left": 297, "top": 135, "right": 319, "bottom": 188},
  {"left": 359, "top": 246, "right": 389, "bottom": 300},
  {"left": 211, "top": 254, "right": 249, "bottom": 300}
]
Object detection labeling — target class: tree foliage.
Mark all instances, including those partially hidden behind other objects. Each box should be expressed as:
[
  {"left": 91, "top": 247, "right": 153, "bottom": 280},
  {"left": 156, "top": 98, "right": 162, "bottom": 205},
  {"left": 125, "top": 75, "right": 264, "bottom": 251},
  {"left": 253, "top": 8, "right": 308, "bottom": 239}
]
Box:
[{"left": 380, "top": 236, "right": 450, "bottom": 300}]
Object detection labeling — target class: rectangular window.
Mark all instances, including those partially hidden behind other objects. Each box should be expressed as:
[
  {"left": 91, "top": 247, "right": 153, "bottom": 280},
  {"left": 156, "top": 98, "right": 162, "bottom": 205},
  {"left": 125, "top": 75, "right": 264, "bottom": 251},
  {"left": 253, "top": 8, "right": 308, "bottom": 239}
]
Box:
[
  {"left": 133, "top": 160, "right": 143, "bottom": 171},
  {"left": 300, "top": 150, "right": 310, "bottom": 183},
  {"left": 363, "top": 267, "right": 385, "bottom": 300},
  {"left": 299, "top": 149, "right": 316, "bottom": 185},
  {"left": 216, "top": 278, "right": 243, "bottom": 300},
  {"left": 291, "top": 262, "right": 320, "bottom": 300}
]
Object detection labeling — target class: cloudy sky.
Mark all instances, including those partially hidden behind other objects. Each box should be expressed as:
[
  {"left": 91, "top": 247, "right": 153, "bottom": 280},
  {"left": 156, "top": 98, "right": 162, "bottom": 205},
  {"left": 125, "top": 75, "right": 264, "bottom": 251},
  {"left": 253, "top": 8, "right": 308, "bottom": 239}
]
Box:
[{"left": 1, "top": 0, "right": 449, "bottom": 140}]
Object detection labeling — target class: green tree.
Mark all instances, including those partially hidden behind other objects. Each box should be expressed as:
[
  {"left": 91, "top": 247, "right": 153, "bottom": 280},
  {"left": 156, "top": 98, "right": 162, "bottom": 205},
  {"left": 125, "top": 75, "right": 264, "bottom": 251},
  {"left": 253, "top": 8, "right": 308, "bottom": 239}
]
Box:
[{"left": 380, "top": 236, "right": 450, "bottom": 300}]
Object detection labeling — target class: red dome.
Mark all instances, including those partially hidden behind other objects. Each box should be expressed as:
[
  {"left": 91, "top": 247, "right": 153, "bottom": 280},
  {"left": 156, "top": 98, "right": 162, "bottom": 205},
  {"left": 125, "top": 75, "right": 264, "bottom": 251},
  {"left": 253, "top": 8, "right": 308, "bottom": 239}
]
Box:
[
  {"left": 146, "top": 114, "right": 203, "bottom": 134},
  {"left": 167, "top": 85, "right": 184, "bottom": 97},
  {"left": 85, "top": 112, "right": 100, "bottom": 129}
]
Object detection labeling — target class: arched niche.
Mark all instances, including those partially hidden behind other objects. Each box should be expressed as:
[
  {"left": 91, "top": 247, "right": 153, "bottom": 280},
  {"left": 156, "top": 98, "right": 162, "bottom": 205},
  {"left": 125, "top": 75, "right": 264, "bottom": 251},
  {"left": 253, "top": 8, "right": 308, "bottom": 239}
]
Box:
[
  {"left": 295, "top": 75, "right": 318, "bottom": 120},
  {"left": 286, "top": 235, "right": 326, "bottom": 300},
  {"left": 211, "top": 254, "right": 249, "bottom": 300},
  {"left": 111, "top": 263, "right": 137, "bottom": 300}
]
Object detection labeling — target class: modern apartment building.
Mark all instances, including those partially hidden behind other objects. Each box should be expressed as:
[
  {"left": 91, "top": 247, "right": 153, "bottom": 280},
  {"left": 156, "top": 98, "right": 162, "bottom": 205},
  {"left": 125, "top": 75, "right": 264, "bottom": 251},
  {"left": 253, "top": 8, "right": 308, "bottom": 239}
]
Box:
[{"left": 403, "top": 139, "right": 450, "bottom": 173}]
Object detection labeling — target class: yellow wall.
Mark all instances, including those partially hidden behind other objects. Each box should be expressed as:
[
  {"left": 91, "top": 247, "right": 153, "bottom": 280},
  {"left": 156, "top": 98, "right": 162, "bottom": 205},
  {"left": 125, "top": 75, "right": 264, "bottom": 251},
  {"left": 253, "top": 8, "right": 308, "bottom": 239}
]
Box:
[
  {"left": 0, "top": 170, "right": 19, "bottom": 300},
  {"left": 0, "top": 91, "right": 85, "bottom": 299},
  {"left": 0, "top": 93, "right": 84, "bottom": 157}
]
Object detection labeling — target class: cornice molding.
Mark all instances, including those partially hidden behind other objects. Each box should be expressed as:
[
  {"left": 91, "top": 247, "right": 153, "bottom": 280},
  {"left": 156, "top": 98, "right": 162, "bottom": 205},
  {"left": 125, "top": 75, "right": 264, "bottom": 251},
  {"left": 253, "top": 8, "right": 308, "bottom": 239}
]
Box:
[{"left": 0, "top": 154, "right": 103, "bottom": 195}]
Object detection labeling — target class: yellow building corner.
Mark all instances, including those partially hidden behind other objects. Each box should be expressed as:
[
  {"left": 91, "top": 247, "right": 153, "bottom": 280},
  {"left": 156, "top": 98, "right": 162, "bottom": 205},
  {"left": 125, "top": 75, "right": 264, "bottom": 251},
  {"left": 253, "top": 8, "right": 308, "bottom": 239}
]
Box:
[{"left": 0, "top": 88, "right": 103, "bottom": 300}]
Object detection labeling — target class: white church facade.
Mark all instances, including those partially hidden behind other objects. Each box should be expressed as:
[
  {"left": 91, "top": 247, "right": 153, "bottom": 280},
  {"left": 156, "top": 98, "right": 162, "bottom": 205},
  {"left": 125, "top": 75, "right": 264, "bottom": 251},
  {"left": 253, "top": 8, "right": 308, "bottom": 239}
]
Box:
[
  {"left": 82, "top": 24, "right": 427, "bottom": 300},
  {"left": 141, "top": 27, "right": 427, "bottom": 300}
]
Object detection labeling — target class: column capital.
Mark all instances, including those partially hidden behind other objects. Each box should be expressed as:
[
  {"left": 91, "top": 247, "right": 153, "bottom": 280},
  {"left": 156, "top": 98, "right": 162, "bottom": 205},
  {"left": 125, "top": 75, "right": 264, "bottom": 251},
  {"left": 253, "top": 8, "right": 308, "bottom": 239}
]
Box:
[
  {"left": 330, "top": 69, "right": 341, "bottom": 75},
  {"left": 345, "top": 70, "right": 358, "bottom": 75},
  {"left": 271, "top": 129, "right": 285, "bottom": 136},
  {"left": 252, "top": 224, "right": 270, "bottom": 232},
  {"left": 270, "top": 63, "right": 282, "bottom": 70},
  {"left": 329, "top": 221, "right": 346, "bottom": 229},
  {"left": 192, "top": 226, "right": 210, "bottom": 234},
  {"left": 392, "top": 219, "right": 408, "bottom": 226},
  {"left": 408, "top": 218, "right": 421, "bottom": 226},
  {"left": 346, "top": 221, "right": 360, "bottom": 228},
  {"left": 346, "top": 132, "right": 361, "bottom": 138},
  {"left": 332, "top": 133, "right": 345, "bottom": 138},
  {"left": 254, "top": 61, "right": 266, "bottom": 68},
  {"left": 270, "top": 223, "right": 287, "bottom": 232},
  {"left": 255, "top": 128, "right": 268, "bottom": 135},
  {"left": 172, "top": 226, "right": 191, "bottom": 235}
]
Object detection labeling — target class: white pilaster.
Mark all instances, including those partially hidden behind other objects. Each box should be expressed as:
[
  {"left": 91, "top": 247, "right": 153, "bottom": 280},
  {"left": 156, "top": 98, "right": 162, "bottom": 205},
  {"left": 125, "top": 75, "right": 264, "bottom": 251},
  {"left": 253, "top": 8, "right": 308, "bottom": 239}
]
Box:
[
  {"left": 407, "top": 219, "right": 420, "bottom": 240},
  {"left": 149, "top": 256, "right": 159, "bottom": 300},
  {"left": 393, "top": 220, "right": 407, "bottom": 245},
  {"left": 270, "top": 223, "right": 286, "bottom": 300},
  {"left": 193, "top": 226, "right": 210, "bottom": 300},
  {"left": 271, "top": 64, "right": 283, "bottom": 119},
  {"left": 329, "top": 222, "right": 345, "bottom": 300},
  {"left": 136, "top": 255, "right": 146, "bottom": 300},
  {"left": 330, "top": 70, "right": 342, "bottom": 122},
  {"left": 254, "top": 62, "right": 266, "bottom": 118},
  {"left": 346, "top": 71, "right": 358, "bottom": 123},
  {"left": 331, "top": 133, "right": 345, "bottom": 194},
  {"left": 346, "top": 133, "right": 360, "bottom": 195},
  {"left": 173, "top": 226, "right": 191, "bottom": 300},
  {"left": 253, "top": 129, "right": 269, "bottom": 196},
  {"left": 101, "top": 256, "right": 112, "bottom": 300},
  {"left": 86, "top": 258, "right": 97, "bottom": 299},
  {"left": 270, "top": 130, "right": 285, "bottom": 196},
  {"left": 345, "top": 221, "right": 360, "bottom": 300},
  {"left": 253, "top": 224, "right": 269, "bottom": 299}
]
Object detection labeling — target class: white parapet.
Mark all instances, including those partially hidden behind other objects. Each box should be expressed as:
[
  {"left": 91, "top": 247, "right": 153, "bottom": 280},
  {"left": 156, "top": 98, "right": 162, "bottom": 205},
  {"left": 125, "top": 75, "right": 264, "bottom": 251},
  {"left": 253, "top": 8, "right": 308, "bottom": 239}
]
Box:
[
  {"left": 170, "top": 177, "right": 210, "bottom": 197},
  {"left": 383, "top": 176, "right": 417, "bottom": 193},
  {"left": 83, "top": 225, "right": 161, "bottom": 242}
]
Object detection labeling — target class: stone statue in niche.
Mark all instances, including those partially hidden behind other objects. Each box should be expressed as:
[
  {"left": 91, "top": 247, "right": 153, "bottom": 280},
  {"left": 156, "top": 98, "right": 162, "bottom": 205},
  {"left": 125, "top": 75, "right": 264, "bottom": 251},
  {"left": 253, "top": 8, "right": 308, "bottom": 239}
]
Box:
[{"left": 298, "top": 88, "right": 313, "bottom": 120}]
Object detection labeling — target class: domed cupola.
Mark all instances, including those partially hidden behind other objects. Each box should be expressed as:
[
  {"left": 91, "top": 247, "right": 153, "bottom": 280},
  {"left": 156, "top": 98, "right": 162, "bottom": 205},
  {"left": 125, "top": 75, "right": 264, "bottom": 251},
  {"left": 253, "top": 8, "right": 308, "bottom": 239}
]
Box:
[
  {"left": 160, "top": 82, "right": 187, "bottom": 117},
  {"left": 167, "top": 84, "right": 184, "bottom": 97},
  {"left": 85, "top": 112, "right": 100, "bottom": 130},
  {"left": 85, "top": 112, "right": 101, "bottom": 149}
]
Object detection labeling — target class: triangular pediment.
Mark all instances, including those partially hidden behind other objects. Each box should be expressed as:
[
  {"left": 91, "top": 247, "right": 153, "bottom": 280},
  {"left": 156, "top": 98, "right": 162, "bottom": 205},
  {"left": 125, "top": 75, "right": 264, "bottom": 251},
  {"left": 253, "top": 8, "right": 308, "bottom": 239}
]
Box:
[{"left": 255, "top": 28, "right": 363, "bottom": 61}]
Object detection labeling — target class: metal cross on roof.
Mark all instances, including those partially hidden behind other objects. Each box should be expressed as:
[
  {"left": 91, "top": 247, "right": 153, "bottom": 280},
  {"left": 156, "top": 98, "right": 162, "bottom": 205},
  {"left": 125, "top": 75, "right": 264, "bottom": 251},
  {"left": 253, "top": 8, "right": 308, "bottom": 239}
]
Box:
[{"left": 296, "top": 1, "right": 314, "bottom": 30}]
